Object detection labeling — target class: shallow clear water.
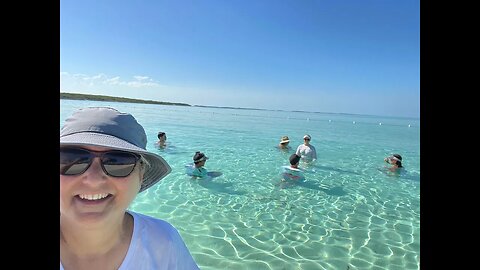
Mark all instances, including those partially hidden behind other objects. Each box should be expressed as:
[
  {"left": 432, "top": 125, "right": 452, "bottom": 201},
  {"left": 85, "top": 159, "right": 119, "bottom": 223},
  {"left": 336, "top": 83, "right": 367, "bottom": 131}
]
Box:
[{"left": 60, "top": 99, "right": 420, "bottom": 270}]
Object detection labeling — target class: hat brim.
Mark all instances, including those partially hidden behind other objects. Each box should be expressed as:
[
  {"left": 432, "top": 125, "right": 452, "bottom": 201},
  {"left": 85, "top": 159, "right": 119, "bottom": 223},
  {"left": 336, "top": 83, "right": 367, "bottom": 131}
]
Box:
[
  {"left": 280, "top": 140, "right": 290, "bottom": 143},
  {"left": 60, "top": 132, "right": 171, "bottom": 193}
]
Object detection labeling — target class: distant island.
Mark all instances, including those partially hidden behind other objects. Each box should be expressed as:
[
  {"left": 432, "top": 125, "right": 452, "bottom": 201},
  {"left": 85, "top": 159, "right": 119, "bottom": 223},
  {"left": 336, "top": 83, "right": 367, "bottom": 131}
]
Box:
[
  {"left": 60, "top": 92, "right": 354, "bottom": 114},
  {"left": 60, "top": 92, "right": 416, "bottom": 119},
  {"left": 60, "top": 92, "right": 265, "bottom": 111},
  {"left": 60, "top": 92, "right": 191, "bottom": 107}
]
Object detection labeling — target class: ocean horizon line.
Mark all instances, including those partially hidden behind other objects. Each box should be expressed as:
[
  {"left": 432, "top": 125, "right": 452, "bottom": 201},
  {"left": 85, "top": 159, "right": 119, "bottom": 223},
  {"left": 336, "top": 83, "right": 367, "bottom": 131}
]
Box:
[
  {"left": 60, "top": 91, "right": 419, "bottom": 121},
  {"left": 193, "top": 104, "right": 419, "bottom": 121}
]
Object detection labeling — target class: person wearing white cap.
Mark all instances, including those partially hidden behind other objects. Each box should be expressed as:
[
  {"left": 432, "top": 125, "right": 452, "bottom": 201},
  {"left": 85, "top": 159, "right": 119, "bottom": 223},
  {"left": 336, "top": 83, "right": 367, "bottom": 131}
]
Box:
[
  {"left": 384, "top": 154, "right": 404, "bottom": 172},
  {"left": 295, "top": 134, "right": 317, "bottom": 163},
  {"left": 60, "top": 107, "right": 199, "bottom": 270},
  {"left": 191, "top": 151, "right": 209, "bottom": 178}
]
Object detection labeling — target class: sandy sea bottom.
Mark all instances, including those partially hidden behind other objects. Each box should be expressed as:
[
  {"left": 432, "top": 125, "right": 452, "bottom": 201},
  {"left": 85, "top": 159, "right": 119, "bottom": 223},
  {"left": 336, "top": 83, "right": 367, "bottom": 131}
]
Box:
[{"left": 61, "top": 100, "right": 420, "bottom": 270}]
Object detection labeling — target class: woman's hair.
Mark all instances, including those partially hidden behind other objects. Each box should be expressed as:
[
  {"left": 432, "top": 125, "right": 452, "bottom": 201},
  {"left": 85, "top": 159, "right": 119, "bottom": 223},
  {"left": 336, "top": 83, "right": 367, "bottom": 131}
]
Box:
[{"left": 393, "top": 154, "right": 403, "bottom": 168}]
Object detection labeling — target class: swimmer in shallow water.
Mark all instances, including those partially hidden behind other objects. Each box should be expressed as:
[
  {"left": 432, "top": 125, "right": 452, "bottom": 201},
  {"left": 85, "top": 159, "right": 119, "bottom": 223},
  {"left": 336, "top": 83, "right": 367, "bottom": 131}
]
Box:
[
  {"left": 295, "top": 134, "right": 317, "bottom": 163},
  {"left": 278, "top": 154, "right": 304, "bottom": 189},
  {"left": 384, "top": 154, "right": 404, "bottom": 172},
  {"left": 191, "top": 151, "right": 209, "bottom": 178},
  {"left": 155, "top": 131, "right": 167, "bottom": 148},
  {"left": 277, "top": 135, "right": 291, "bottom": 150},
  {"left": 186, "top": 151, "right": 223, "bottom": 179}
]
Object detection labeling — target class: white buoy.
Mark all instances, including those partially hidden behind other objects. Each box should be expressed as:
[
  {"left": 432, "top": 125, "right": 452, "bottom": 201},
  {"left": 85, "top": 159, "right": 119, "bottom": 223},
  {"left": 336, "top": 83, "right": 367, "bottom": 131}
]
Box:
[
  {"left": 408, "top": 124, "right": 411, "bottom": 127},
  {"left": 379, "top": 122, "right": 382, "bottom": 125},
  {"left": 353, "top": 121, "right": 356, "bottom": 124}
]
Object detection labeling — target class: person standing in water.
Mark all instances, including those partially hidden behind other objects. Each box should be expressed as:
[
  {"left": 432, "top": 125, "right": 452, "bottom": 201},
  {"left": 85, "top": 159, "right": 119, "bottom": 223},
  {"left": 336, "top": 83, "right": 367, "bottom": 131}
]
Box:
[{"left": 295, "top": 134, "right": 317, "bottom": 163}]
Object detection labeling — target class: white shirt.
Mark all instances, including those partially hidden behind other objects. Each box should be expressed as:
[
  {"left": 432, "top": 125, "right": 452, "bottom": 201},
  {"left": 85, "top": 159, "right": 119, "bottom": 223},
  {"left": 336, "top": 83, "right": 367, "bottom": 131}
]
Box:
[
  {"left": 295, "top": 144, "right": 317, "bottom": 161},
  {"left": 60, "top": 211, "right": 199, "bottom": 270}
]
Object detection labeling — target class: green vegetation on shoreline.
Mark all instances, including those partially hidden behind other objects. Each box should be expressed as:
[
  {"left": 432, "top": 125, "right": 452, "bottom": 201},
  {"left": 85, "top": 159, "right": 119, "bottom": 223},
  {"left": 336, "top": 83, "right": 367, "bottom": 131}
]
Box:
[{"left": 60, "top": 92, "right": 191, "bottom": 107}]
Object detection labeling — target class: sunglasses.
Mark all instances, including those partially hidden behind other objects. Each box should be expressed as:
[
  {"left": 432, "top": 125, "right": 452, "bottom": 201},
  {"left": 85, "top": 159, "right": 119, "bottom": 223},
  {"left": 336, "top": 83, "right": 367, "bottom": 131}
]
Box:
[{"left": 60, "top": 147, "right": 141, "bottom": 177}]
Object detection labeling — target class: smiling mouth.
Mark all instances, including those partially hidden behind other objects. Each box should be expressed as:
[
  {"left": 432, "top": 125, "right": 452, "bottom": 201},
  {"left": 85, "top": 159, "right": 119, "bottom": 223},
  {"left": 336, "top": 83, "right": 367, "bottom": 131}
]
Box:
[{"left": 77, "top": 193, "right": 112, "bottom": 201}]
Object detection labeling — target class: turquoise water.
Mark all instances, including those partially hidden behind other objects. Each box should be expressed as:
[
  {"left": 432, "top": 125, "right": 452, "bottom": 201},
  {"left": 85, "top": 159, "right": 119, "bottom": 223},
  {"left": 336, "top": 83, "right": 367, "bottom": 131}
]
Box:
[{"left": 60, "top": 99, "right": 420, "bottom": 270}]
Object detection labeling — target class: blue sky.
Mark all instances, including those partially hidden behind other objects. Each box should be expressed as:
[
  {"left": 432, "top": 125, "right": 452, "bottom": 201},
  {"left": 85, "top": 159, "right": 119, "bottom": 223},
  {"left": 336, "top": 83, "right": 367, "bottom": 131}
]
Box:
[{"left": 60, "top": 0, "right": 419, "bottom": 118}]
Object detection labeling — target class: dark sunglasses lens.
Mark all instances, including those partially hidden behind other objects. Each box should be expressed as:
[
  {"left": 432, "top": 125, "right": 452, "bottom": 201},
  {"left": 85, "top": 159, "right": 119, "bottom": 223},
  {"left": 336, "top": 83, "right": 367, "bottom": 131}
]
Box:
[
  {"left": 102, "top": 152, "right": 139, "bottom": 177},
  {"left": 60, "top": 148, "right": 92, "bottom": 175}
]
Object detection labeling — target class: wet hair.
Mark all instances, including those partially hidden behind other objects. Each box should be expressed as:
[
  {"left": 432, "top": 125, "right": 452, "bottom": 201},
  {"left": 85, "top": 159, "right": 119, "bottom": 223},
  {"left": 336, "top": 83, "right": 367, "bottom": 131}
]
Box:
[
  {"left": 193, "top": 151, "right": 208, "bottom": 164},
  {"left": 157, "top": 132, "right": 166, "bottom": 139},
  {"left": 393, "top": 154, "right": 403, "bottom": 167},
  {"left": 289, "top": 154, "right": 301, "bottom": 165}
]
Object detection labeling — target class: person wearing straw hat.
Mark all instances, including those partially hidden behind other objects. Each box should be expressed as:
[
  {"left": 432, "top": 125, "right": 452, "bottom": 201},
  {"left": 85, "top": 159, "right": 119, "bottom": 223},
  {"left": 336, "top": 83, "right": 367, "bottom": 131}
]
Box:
[
  {"left": 60, "top": 107, "right": 199, "bottom": 270},
  {"left": 278, "top": 135, "right": 291, "bottom": 150},
  {"left": 384, "top": 154, "right": 404, "bottom": 172},
  {"left": 295, "top": 134, "right": 317, "bottom": 163}
]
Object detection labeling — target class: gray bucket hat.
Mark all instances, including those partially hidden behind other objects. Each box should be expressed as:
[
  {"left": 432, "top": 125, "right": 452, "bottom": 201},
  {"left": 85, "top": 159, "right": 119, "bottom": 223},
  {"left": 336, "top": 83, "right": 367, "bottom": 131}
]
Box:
[{"left": 60, "top": 107, "right": 171, "bottom": 192}]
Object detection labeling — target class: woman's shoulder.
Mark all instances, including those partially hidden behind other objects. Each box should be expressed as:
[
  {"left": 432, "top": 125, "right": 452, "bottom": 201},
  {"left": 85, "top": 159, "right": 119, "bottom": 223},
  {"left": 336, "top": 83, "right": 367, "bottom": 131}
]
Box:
[
  {"left": 388, "top": 165, "right": 405, "bottom": 171},
  {"left": 124, "top": 211, "right": 199, "bottom": 269},
  {"left": 129, "top": 211, "right": 179, "bottom": 239},
  {"left": 282, "top": 165, "right": 301, "bottom": 172},
  {"left": 130, "top": 211, "right": 174, "bottom": 229},
  {"left": 282, "top": 166, "right": 303, "bottom": 177},
  {"left": 192, "top": 167, "right": 208, "bottom": 177}
]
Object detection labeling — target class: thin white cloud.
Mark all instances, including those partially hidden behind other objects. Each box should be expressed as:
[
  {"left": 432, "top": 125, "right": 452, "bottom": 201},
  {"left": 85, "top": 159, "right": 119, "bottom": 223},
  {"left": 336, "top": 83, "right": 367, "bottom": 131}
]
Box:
[
  {"left": 126, "top": 81, "right": 158, "bottom": 87},
  {"left": 134, "top": 75, "right": 149, "bottom": 81},
  {"left": 105, "top": 76, "right": 120, "bottom": 84},
  {"left": 61, "top": 72, "right": 163, "bottom": 88},
  {"left": 92, "top": 74, "right": 107, "bottom": 80}
]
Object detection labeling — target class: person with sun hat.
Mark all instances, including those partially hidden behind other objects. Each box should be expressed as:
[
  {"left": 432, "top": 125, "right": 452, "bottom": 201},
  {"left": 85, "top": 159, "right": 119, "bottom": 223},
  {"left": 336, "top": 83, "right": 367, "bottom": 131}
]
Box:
[{"left": 60, "top": 107, "right": 199, "bottom": 270}]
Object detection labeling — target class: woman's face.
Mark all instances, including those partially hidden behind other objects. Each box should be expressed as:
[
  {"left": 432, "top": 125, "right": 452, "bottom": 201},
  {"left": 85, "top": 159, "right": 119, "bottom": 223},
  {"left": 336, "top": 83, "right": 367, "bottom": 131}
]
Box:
[
  {"left": 60, "top": 145, "right": 143, "bottom": 227},
  {"left": 195, "top": 160, "right": 206, "bottom": 167},
  {"left": 158, "top": 133, "right": 166, "bottom": 143}
]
